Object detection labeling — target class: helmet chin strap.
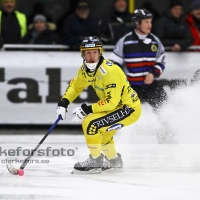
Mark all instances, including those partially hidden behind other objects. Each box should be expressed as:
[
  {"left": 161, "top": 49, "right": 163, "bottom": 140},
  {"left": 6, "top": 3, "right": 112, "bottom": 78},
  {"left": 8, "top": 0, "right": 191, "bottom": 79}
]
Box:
[
  {"left": 136, "top": 26, "right": 146, "bottom": 35},
  {"left": 135, "top": 21, "right": 147, "bottom": 35}
]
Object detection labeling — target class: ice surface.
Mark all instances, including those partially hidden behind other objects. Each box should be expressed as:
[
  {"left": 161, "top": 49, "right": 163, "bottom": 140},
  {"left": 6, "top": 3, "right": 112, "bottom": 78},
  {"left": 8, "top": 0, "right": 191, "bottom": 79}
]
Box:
[{"left": 0, "top": 83, "right": 200, "bottom": 200}]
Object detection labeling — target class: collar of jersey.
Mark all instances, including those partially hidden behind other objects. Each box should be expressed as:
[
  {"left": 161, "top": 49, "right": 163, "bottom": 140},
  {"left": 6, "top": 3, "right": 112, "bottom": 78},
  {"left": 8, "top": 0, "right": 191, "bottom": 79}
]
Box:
[
  {"left": 85, "top": 56, "right": 104, "bottom": 77},
  {"left": 132, "top": 30, "right": 150, "bottom": 40}
]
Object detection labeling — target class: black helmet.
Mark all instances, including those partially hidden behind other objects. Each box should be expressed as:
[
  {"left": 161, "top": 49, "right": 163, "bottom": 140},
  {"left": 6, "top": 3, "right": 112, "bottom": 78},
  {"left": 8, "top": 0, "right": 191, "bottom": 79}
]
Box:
[
  {"left": 80, "top": 36, "right": 103, "bottom": 56},
  {"left": 132, "top": 9, "right": 153, "bottom": 26}
]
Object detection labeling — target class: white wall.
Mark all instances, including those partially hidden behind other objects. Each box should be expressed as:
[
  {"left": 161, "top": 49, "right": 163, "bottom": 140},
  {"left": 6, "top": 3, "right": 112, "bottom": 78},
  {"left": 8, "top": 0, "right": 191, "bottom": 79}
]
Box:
[{"left": 0, "top": 51, "right": 199, "bottom": 124}]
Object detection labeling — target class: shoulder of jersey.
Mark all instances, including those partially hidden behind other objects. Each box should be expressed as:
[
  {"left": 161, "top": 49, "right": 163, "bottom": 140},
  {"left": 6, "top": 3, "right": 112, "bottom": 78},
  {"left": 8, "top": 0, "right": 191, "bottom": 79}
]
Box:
[
  {"left": 80, "top": 64, "right": 85, "bottom": 71},
  {"left": 98, "top": 60, "right": 116, "bottom": 75}
]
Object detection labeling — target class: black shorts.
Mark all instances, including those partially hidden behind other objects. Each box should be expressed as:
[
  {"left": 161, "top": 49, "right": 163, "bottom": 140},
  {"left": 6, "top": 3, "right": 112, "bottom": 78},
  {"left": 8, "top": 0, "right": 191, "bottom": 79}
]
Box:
[{"left": 132, "top": 80, "right": 167, "bottom": 109}]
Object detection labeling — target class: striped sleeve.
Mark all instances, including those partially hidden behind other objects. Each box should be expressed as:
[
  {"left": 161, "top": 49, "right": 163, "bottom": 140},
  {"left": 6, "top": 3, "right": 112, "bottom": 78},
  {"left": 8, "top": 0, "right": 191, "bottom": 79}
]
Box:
[
  {"left": 151, "top": 34, "right": 166, "bottom": 78},
  {"left": 109, "top": 32, "right": 132, "bottom": 66}
]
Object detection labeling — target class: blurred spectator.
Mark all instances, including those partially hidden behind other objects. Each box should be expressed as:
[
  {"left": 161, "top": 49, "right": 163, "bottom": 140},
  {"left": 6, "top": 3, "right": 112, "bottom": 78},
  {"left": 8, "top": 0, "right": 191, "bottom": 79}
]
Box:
[
  {"left": 99, "top": 0, "right": 133, "bottom": 44},
  {"left": 56, "top": 0, "right": 79, "bottom": 34},
  {"left": 62, "top": 0, "right": 100, "bottom": 50},
  {"left": 140, "top": 1, "right": 160, "bottom": 25},
  {"left": 185, "top": 0, "right": 200, "bottom": 45},
  {"left": 153, "top": 0, "right": 193, "bottom": 51},
  {"left": 0, "top": 0, "right": 27, "bottom": 44},
  {"left": 21, "top": 15, "right": 61, "bottom": 45},
  {"left": 27, "top": 2, "right": 53, "bottom": 25}
]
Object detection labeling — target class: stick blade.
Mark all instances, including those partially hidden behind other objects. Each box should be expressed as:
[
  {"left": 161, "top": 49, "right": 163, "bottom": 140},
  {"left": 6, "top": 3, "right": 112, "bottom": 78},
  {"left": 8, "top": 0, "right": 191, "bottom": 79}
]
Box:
[{"left": 6, "top": 163, "right": 18, "bottom": 175}]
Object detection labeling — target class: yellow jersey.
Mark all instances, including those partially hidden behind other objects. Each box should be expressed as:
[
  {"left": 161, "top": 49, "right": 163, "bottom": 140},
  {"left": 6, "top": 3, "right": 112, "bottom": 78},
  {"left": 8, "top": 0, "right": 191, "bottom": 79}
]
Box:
[{"left": 62, "top": 57, "right": 140, "bottom": 113}]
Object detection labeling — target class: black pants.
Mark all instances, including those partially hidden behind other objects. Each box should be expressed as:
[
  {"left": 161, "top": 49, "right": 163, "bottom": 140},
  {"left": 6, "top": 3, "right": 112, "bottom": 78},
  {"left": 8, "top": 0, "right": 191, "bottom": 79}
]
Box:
[{"left": 132, "top": 80, "right": 167, "bottom": 109}]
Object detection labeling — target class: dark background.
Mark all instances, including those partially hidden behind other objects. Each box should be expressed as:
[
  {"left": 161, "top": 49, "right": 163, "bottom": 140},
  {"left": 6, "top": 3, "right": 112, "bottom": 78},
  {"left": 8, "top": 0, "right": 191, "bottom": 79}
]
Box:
[{"left": 10, "top": 0, "right": 192, "bottom": 23}]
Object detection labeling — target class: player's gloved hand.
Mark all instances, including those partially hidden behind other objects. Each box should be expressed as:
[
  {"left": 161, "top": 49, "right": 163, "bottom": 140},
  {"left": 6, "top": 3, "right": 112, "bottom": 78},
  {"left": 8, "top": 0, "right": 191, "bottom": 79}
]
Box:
[
  {"left": 56, "top": 98, "right": 69, "bottom": 120},
  {"left": 56, "top": 106, "right": 67, "bottom": 120},
  {"left": 72, "top": 103, "right": 92, "bottom": 122}
]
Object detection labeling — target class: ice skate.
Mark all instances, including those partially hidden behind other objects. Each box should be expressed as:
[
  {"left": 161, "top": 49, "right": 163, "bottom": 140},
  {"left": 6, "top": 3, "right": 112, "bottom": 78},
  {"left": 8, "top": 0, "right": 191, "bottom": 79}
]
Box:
[
  {"left": 71, "top": 153, "right": 104, "bottom": 174},
  {"left": 102, "top": 153, "right": 123, "bottom": 172}
]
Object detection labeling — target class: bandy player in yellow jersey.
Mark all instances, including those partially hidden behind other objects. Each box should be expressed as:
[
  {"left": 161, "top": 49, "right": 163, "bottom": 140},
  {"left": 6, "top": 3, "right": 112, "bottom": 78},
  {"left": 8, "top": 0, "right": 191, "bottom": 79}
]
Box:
[{"left": 56, "top": 36, "right": 141, "bottom": 174}]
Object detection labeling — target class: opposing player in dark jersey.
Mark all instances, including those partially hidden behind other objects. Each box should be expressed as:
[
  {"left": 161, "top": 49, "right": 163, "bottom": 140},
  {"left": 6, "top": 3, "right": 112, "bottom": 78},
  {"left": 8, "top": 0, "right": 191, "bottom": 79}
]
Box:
[{"left": 110, "top": 9, "right": 167, "bottom": 109}]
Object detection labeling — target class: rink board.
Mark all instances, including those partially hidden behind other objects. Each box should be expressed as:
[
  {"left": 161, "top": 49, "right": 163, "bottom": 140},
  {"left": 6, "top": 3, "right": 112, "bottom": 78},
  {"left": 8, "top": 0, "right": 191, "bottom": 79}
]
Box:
[{"left": 0, "top": 51, "right": 199, "bottom": 124}]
